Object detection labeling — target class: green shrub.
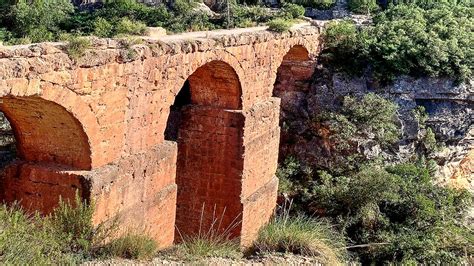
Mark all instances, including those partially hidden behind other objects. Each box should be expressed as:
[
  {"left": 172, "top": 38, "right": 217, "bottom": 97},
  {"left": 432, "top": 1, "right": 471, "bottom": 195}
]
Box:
[
  {"left": 0, "top": 205, "right": 77, "bottom": 264},
  {"left": 348, "top": 0, "right": 379, "bottom": 14},
  {"left": 254, "top": 213, "right": 347, "bottom": 264},
  {"left": 323, "top": 5, "right": 473, "bottom": 82},
  {"left": 291, "top": 0, "right": 336, "bottom": 9},
  {"left": 267, "top": 18, "right": 293, "bottom": 32},
  {"left": 101, "top": 232, "right": 157, "bottom": 260},
  {"left": 0, "top": 28, "right": 12, "bottom": 44},
  {"left": 312, "top": 93, "right": 400, "bottom": 173},
  {"left": 280, "top": 3, "right": 306, "bottom": 19},
  {"left": 321, "top": 20, "right": 365, "bottom": 74},
  {"left": 115, "top": 18, "right": 148, "bottom": 36},
  {"left": 223, "top": 3, "right": 275, "bottom": 29},
  {"left": 93, "top": 17, "right": 114, "bottom": 38},
  {"left": 10, "top": 0, "right": 74, "bottom": 43},
  {"left": 64, "top": 36, "right": 91, "bottom": 60},
  {"left": 286, "top": 161, "right": 473, "bottom": 264}
]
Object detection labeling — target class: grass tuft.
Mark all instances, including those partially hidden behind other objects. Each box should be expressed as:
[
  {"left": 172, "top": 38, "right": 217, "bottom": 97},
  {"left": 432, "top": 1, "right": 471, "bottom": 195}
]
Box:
[
  {"left": 267, "top": 18, "right": 293, "bottom": 33},
  {"left": 64, "top": 36, "right": 91, "bottom": 61},
  {"left": 170, "top": 236, "right": 242, "bottom": 260},
  {"left": 254, "top": 206, "right": 347, "bottom": 264},
  {"left": 100, "top": 232, "right": 158, "bottom": 260}
]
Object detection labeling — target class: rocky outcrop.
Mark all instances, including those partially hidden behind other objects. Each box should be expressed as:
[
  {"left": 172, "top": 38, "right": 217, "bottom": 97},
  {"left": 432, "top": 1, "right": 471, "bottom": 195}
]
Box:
[{"left": 279, "top": 67, "right": 473, "bottom": 191}]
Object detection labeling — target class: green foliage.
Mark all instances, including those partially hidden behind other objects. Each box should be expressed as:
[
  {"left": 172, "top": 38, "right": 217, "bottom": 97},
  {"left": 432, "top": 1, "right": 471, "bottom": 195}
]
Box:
[
  {"left": 313, "top": 93, "right": 399, "bottom": 173},
  {"left": 281, "top": 160, "right": 473, "bottom": 264},
  {"left": 254, "top": 212, "right": 347, "bottom": 264},
  {"left": 223, "top": 2, "right": 273, "bottom": 28},
  {"left": 280, "top": 3, "right": 306, "bottom": 19},
  {"left": 0, "top": 193, "right": 156, "bottom": 264},
  {"left": 267, "top": 18, "right": 293, "bottom": 32},
  {"left": 322, "top": 20, "right": 365, "bottom": 74},
  {"left": 92, "top": 17, "right": 114, "bottom": 38},
  {"left": 101, "top": 232, "right": 157, "bottom": 260},
  {"left": 0, "top": 28, "right": 12, "bottom": 43},
  {"left": 291, "top": 0, "right": 336, "bottom": 9},
  {"left": 348, "top": 0, "right": 379, "bottom": 14},
  {"left": 10, "top": 0, "right": 74, "bottom": 43},
  {"left": 115, "top": 17, "right": 148, "bottom": 35},
  {"left": 322, "top": 5, "right": 473, "bottom": 82},
  {"left": 64, "top": 36, "right": 91, "bottom": 60},
  {"left": 169, "top": 237, "right": 241, "bottom": 260},
  {"left": 0, "top": 204, "right": 77, "bottom": 264}
]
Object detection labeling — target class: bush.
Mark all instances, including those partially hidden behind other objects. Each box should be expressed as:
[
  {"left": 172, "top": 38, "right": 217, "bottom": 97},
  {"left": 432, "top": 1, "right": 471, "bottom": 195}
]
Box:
[
  {"left": 101, "top": 232, "right": 157, "bottom": 260},
  {"left": 254, "top": 213, "right": 347, "bottom": 264},
  {"left": 10, "top": 0, "right": 74, "bottom": 43},
  {"left": 92, "top": 17, "right": 114, "bottom": 38},
  {"left": 115, "top": 18, "right": 148, "bottom": 36},
  {"left": 280, "top": 3, "right": 306, "bottom": 19},
  {"left": 312, "top": 93, "right": 400, "bottom": 174},
  {"left": 291, "top": 0, "right": 336, "bottom": 9},
  {"left": 0, "top": 205, "right": 77, "bottom": 264},
  {"left": 284, "top": 161, "right": 473, "bottom": 264},
  {"left": 348, "top": 0, "right": 379, "bottom": 14},
  {"left": 322, "top": 5, "right": 473, "bottom": 82},
  {"left": 223, "top": 3, "right": 275, "bottom": 29},
  {"left": 64, "top": 36, "right": 91, "bottom": 60},
  {"left": 267, "top": 18, "right": 293, "bottom": 32}
]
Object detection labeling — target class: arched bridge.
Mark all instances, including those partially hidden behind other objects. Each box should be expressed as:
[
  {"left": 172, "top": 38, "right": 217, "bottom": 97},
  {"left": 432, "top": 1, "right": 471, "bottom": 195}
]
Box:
[{"left": 0, "top": 24, "right": 321, "bottom": 247}]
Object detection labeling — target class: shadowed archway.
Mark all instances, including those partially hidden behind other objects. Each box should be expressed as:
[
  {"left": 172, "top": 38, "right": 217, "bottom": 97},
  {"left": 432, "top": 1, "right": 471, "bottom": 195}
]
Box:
[
  {"left": 165, "top": 61, "right": 245, "bottom": 241},
  {"left": 273, "top": 45, "right": 315, "bottom": 162}
]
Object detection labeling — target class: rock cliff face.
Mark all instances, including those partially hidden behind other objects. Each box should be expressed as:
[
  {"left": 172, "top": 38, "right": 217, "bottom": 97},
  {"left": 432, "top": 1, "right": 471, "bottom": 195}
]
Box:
[{"left": 278, "top": 67, "right": 473, "bottom": 191}]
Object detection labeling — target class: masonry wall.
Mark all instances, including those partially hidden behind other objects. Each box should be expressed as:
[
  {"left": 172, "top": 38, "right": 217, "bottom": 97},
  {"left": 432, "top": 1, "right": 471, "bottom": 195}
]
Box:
[
  {"left": 0, "top": 26, "right": 321, "bottom": 247},
  {"left": 175, "top": 106, "right": 244, "bottom": 239}
]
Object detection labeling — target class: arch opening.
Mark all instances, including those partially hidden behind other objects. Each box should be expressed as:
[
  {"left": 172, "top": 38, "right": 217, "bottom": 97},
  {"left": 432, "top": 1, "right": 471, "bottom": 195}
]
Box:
[
  {"left": 165, "top": 60, "right": 244, "bottom": 241},
  {"left": 0, "top": 96, "right": 92, "bottom": 214},
  {"left": 273, "top": 45, "right": 315, "bottom": 162},
  {"left": 0, "top": 112, "right": 16, "bottom": 168}
]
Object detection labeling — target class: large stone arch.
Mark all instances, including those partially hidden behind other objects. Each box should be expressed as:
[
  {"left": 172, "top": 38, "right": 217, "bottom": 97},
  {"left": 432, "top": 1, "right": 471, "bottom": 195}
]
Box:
[{"left": 166, "top": 60, "right": 245, "bottom": 241}]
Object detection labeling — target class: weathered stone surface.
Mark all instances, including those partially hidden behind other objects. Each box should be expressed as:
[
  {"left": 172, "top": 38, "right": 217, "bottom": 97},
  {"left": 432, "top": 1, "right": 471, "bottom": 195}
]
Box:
[
  {"left": 278, "top": 68, "right": 473, "bottom": 192},
  {"left": 0, "top": 26, "right": 321, "bottom": 248}
]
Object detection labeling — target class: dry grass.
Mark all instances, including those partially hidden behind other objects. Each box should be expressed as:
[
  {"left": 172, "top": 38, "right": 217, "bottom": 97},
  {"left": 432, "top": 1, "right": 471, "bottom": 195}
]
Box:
[{"left": 254, "top": 203, "right": 347, "bottom": 265}]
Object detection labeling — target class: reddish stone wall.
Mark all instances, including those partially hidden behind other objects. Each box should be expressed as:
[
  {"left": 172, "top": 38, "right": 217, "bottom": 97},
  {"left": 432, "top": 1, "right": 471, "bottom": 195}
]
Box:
[
  {"left": 0, "top": 25, "right": 321, "bottom": 248},
  {"left": 176, "top": 106, "right": 244, "bottom": 239},
  {"left": 0, "top": 162, "right": 88, "bottom": 214}
]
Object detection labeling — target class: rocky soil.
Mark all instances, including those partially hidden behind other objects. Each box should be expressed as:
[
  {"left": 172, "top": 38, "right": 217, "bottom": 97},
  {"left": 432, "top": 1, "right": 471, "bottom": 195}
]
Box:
[{"left": 84, "top": 253, "right": 324, "bottom": 265}]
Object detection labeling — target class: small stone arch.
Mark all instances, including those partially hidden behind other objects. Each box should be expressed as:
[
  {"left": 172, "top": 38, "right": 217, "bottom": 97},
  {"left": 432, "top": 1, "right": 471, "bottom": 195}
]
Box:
[
  {"left": 0, "top": 96, "right": 92, "bottom": 169},
  {"left": 165, "top": 60, "right": 245, "bottom": 241},
  {"left": 0, "top": 94, "right": 93, "bottom": 214}
]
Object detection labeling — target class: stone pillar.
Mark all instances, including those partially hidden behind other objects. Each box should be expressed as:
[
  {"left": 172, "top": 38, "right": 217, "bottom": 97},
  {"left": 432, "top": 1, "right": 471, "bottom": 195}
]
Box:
[{"left": 175, "top": 105, "right": 245, "bottom": 240}]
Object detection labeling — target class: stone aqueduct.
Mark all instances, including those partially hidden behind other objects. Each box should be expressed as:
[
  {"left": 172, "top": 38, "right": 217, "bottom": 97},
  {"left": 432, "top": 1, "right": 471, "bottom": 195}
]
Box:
[{"left": 0, "top": 25, "right": 321, "bottom": 247}]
